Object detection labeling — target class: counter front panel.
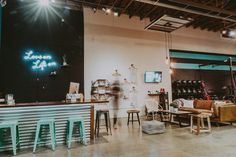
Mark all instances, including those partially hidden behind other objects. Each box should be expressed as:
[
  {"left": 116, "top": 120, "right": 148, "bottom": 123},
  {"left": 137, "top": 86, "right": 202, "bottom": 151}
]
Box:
[{"left": 0, "top": 103, "right": 92, "bottom": 152}]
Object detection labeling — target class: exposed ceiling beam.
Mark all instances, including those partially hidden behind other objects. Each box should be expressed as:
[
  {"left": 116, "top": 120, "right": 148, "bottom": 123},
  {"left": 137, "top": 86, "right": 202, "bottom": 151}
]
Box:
[
  {"left": 141, "top": 6, "right": 158, "bottom": 20},
  {"left": 135, "top": 0, "right": 236, "bottom": 23},
  {"left": 111, "top": 0, "right": 119, "bottom": 9},
  {"left": 121, "top": 0, "right": 134, "bottom": 14},
  {"left": 96, "top": 0, "right": 102, "bottom": 11},
  {"left": 168, "top": 0, "right": 236, "bottom": 17},
  {"left": 221, "top": 22, "right": 236, "bottom": 30},
  {"left": 129, "top": 3, "right": 145, "bottom": 18}
]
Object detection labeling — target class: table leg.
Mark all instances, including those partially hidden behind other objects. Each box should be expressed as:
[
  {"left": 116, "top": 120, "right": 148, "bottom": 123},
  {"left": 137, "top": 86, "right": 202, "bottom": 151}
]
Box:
[
  {"left": 169, "top": 113, "right": 172, "bottom": 122},
  {"left": 197, "top": 117, "right": 200, "bottom": 135},
  {"left": 176, "top": 115, "right": 182, "bottom": 127},
  {"left": 160, "top": 112, "right": 163, "bottom": 122}
]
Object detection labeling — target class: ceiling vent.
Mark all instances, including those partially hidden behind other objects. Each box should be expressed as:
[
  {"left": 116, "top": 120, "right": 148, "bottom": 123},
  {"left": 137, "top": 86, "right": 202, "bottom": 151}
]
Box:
[{"left": 145, "top": 15, "right": 193, "bottom": 32}]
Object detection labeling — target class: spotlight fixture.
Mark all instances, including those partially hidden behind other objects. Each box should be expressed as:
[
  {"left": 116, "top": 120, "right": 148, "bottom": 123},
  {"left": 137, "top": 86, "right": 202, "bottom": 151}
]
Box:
[
  {"left": 102, "top": 7, "right": 106, "bottom": 12},
  {"left": 222, "top": 30, "right": 227, "bottom": 35},
  {"left": 229, "top": 30, "right": 236, "bottom": 37},
  {"left": 106, "top": 8, "right": 111, "bottom": 14},
  {"left": 221, "top": 29, "right": 236, "bottom": 39},
  {"left": 92, "top": 8, "right": 97, "bottom": 13},
  {"left": 0, "top": 0, "right": 7, "bottom": 7},
  {"left": 114, "top": 11, "right": 119, "bottom": 17}
]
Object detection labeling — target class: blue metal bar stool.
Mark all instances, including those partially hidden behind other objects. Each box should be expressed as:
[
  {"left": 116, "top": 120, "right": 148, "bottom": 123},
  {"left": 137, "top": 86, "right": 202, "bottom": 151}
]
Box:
[
  {"left": 67, "top": 116, "right": 87, "bottom": 149},
  {"left": 0, "top": 120, "right": 20, "bottom": 156},
  {"left": 33, "top": 118, "right": 56, "bottom": 153}
]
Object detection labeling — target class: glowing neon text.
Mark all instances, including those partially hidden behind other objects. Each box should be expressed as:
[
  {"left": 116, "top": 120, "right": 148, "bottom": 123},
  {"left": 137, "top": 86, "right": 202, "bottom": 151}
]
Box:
[{"left": 23, "top": 50, "right": 57, "bottom": 71}]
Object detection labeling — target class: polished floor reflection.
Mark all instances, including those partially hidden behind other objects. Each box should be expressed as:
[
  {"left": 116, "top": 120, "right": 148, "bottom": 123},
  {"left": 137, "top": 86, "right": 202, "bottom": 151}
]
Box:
[{"left": 2, "top": 119, "right": 236, "bottom": 157}]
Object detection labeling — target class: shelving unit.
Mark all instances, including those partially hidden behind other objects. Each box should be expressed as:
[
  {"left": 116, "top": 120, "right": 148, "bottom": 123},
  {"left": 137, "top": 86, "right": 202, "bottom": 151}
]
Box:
[
  {"left": 172, "top": 80, "right": 208, "bottom": 100},
  {"left": 91, "top": 79, "right": 111, "bottom": 101},
  {"left": 148, "top": 92, "right": 169, "bottom": 110}
]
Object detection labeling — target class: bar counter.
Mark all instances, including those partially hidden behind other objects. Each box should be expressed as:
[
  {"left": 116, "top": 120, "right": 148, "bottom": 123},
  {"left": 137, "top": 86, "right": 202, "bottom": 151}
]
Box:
[{"left": 0, "top": 100, "right": 108, "bottom": 152}]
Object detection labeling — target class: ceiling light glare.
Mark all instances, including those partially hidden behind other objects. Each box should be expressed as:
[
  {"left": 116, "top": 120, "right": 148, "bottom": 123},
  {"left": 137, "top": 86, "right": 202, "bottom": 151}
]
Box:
[
  {"left": 114, "top": 12, "right": 118, "bottom": 17},
  {"left": 106, "top": 8, "right": 111, "bottom": 14},
  {"left": 222, "top": 30, "right": 227, "bottom": 35},
  {"left": 0, "top": 0, "right": 7, "bottom": 7},
  {"left": 229, "top": 30, "right": 236, "bottom": 37},
  {"left": 39, "top": 0, "right": 50, "bottom": 7}
]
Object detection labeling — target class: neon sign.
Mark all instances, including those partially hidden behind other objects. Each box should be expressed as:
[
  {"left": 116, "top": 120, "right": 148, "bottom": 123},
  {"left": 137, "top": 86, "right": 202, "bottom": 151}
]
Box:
[{"left": 23, "top": 50, "right": 57, "bottom": 71}]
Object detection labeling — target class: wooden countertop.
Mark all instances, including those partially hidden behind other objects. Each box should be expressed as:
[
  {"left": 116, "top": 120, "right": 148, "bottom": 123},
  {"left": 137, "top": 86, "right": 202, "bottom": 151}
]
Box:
[{"left": 0, "top": 100, "right": 109, "bottom": 108}]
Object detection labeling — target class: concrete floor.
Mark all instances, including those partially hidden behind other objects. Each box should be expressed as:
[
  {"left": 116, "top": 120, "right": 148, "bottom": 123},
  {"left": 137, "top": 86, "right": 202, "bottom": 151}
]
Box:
[{"left": 2, "top": 119, "right": 236, "bottom": 157}]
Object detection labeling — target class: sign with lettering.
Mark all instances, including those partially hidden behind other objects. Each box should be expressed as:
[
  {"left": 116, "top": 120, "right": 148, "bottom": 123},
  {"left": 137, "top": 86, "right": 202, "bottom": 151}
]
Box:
[{"left": 23, "top": 50, "right": 58, "bottom": 71}]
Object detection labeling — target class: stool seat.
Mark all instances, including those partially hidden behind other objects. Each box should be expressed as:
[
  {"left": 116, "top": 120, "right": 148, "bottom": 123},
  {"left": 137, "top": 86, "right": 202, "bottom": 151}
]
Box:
[
  {"left": 0, "top": 120, "right": 18, "bottom": 126},
  {"left": 68, "top": 116, "right": 84, "bottom": 121},
  {"left": 127, "top": 109, "right": 140, "bottom": 113},
  {"left": 67, "top": 116, "right": 87, "bottom": 148},
  {"left": 38, "top": 118, "right": 55, "bottom": 124},
  {"left": 33, "top": 118, "right": 56, "bottom": 153},
  {"left": 0, "top": 120, "right": 20, "bottom": 156},
  {"left": 127, "top": 109, "right": 140, "bottom": 126}
]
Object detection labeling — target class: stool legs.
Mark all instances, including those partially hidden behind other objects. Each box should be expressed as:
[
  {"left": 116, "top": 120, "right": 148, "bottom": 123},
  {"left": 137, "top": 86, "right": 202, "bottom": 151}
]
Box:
[
  {"left": 33, "top": 121, "right": 56, "bottom": 153},
  {"left": 132, "top": 113, "right": 134, "bottom": 125},
  {"left": 207, "top": 116, "right": 211, "bottom": 132},
  {"left": 79, "top": 120, "right": 87, "bottom": 145},
  {"left": 197, "top": 117, "right": 200, "bottom": 135},
  {"left": 190, "top": 115, "right": 211, "bottom": 135},
  {"left": 201, "top": 118, "right": 205, "bottom": 128},
  {"left": 67, "top": 121, "right": 74, "bottom": 149},
  {"left": 33, "top": 125, "right": 41, "bottom": 153},
  {"left": 49, "top": 123, "right": 56, "bottom": 151},
  {"left": 127, "top": 113, "right": 130, "bottom": 126},
  {"left": 97, "top": 113, "right": 101, "bottom": 137},
  {"left": 104, "top": 113, "right": 108, "bottom": 133},
  {"left": 95, "top": 111, "right": 112, "bottom": 137},
  {"left": 67, "top": 118, "right": 87, "bottom": 148},
  {"left": 190, "top": 115, "right": 193, "bottom": 133},
  {"left": 127, "top": 112, "right": 140, "bottom": 126},
  {"left": 137, "top": 113, "right": 140, "bottom": 125},
  {"left": 10, "top": 125, "right": 17, "bottom": 156},
  {"left": 107, "top": 112, "right": 112, "bottom": 135}
]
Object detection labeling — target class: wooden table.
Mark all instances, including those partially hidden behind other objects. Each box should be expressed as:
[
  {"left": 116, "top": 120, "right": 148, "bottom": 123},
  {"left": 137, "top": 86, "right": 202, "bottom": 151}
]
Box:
[{"left": 159, "top": 110, "right": 192, "bottom": 127}]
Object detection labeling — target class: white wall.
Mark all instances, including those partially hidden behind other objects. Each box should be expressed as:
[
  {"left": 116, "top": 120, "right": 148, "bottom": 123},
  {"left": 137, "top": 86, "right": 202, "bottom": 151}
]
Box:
[{"left": 84, "top": 8, "right": 236, "bottom": 117}]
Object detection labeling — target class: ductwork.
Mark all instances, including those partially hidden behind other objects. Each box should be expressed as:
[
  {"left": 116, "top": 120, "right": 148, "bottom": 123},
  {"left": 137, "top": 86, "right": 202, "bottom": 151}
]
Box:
[{"left": 135, "top": 0, "right": 236, "bottom": 23}]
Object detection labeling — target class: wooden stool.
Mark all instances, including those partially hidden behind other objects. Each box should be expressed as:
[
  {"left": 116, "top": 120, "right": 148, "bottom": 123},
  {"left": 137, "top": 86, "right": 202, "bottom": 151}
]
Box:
[
  {"left": 190, "top": 113, "right": 211, "bottom": 135},
  {"left": 127, "top": 109, "right": 140, "bottom": 126},
  {"left": 95, "top": 110, "right": 112, "bottom": 137}
]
